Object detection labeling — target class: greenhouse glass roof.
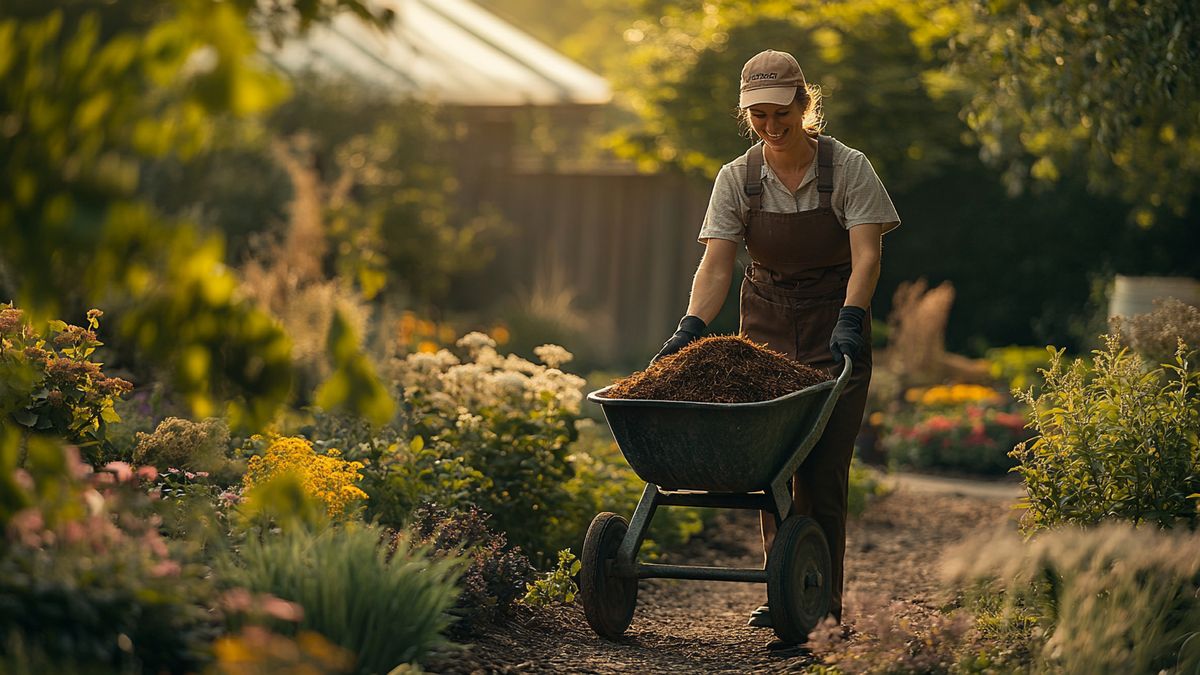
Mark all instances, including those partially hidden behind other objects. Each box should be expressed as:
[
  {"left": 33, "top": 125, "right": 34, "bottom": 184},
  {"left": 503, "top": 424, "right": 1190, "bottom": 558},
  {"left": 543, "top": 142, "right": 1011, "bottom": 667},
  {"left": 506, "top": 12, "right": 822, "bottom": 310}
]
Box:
[{"left": 264, "top": 0, "right": 612, "bottom": 106}]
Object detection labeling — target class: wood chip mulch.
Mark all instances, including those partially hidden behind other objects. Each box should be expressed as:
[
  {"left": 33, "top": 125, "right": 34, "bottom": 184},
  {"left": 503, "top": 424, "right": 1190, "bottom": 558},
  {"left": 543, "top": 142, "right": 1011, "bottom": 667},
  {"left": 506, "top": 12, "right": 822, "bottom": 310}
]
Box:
[{"left": 601, "top": 335, "right": 830, "bottom": 403}]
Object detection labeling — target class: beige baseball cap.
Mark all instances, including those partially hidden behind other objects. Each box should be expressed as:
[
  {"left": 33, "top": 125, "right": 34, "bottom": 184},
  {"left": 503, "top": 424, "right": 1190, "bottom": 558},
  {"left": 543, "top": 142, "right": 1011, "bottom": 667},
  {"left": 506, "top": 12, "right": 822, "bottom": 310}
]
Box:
[{"left": 739, "top": 50, "right": 805, "bottom": 108}]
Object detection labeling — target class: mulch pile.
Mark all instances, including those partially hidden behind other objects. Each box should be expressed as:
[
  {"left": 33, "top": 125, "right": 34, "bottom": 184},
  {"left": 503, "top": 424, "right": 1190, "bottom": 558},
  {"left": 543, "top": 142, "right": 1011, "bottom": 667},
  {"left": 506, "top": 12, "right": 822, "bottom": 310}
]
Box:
[{"left": 602, "top": 335, "right": 831, "bottom": 403}]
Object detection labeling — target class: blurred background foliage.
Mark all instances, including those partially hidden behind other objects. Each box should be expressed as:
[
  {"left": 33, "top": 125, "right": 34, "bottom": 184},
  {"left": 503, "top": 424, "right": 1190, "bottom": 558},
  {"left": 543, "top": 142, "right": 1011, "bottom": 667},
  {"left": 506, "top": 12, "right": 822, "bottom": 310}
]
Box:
[{"left": 479, "top": 0, "right": 1200, "bottom": 354}]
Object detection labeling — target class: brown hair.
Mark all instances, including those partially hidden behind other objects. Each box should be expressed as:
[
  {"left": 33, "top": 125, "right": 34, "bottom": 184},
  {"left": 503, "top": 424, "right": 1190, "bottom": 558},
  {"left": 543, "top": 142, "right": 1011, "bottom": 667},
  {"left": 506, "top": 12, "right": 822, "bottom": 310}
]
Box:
[{"left": 737, "top": 83, "right": 825, "bottom": 140}]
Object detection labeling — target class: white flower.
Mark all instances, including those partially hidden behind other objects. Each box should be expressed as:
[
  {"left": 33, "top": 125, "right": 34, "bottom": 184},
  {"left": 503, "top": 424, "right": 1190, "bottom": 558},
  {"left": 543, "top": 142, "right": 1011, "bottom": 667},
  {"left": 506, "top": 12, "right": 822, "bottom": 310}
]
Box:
[
  {"left": 456, "top": 331, "right": 496, "bottom": 357},
  {"left": 502, "top": 354, "right": 539, "bottom": 375},
  {"left": 490, "top": 371, "right": 528, "bottom": 397},
  {"left": 534, "top": 344, "right": 573, "bottom": 368},
  {"left": 433, "top": 349, "right": 461, "bottom": 368},
  {"left": 475, "top": 345, "right": 504, "bottom": 369}
]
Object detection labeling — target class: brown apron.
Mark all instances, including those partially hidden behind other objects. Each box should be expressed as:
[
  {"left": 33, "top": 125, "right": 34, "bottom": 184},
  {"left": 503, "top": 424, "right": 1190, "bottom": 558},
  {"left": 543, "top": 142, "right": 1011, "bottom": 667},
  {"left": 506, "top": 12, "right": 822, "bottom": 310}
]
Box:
[{"left": 738, "top": 136, "right": 871, "bottom": 623}]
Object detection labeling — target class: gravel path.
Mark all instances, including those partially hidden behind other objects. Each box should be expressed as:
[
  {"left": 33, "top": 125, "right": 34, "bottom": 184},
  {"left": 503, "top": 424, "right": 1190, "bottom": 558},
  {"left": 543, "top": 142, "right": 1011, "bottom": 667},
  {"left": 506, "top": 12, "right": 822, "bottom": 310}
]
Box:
[{"left": 428, "top": 473, "right": 1022, "bottom": 674}]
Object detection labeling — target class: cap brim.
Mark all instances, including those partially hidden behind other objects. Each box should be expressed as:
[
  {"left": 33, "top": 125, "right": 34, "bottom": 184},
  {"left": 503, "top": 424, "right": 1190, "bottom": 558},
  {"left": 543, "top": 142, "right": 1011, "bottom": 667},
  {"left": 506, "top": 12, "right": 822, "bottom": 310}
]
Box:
[{"left": 739, "top": 86, "right": 797, "bottom": 108}]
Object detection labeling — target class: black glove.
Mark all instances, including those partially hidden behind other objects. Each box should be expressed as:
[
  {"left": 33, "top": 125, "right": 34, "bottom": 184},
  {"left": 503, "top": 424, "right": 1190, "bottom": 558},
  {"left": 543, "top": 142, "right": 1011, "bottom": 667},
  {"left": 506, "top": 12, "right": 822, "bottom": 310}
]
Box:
[
  {"left": 829, "top": 306, "right": 867, "bottom": 364},
  {"left": 652, "top": 315, "right": 706, "bottom": 364}
]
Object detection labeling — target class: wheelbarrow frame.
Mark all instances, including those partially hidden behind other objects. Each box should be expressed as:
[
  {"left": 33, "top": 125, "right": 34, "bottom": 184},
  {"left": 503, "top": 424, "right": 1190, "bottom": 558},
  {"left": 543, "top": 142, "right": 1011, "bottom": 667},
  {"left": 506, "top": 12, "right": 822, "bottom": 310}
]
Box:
[{"left": 582, "top": 357, "right": 854, "bottom": 639}]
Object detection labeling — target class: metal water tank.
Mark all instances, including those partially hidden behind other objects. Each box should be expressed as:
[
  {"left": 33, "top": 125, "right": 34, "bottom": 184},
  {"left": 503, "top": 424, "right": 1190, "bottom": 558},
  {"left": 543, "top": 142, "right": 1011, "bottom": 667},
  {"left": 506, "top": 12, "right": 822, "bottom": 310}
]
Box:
[{"left": 1109, "top": 275, "right": 1200, "bottom": 319}]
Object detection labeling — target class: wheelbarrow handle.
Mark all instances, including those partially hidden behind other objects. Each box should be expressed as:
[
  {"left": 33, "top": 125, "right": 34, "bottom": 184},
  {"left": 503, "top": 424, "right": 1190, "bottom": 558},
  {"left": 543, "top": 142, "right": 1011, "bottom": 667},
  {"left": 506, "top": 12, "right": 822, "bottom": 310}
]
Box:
[
  {"left": 767, "top": 354, "right": 854, "bottom": 517},
  {"left": 835, "top": 354, "right": 853, "bottom": 390}
]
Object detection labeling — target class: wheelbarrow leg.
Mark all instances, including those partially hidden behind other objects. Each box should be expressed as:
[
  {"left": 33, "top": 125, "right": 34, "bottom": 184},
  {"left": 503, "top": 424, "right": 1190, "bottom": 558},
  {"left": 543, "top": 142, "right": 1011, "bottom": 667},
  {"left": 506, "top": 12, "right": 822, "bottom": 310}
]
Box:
[
  {"left": 615, "top": 483, "right": 659, "bottom": 578},
  {"left": 767, "top": 476, "right": 793, "bottom": 527}
]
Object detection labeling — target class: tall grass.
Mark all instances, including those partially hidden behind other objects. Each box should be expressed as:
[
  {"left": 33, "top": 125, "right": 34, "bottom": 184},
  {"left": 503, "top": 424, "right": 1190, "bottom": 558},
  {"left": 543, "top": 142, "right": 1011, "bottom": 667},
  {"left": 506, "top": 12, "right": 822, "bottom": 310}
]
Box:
[
  {"left": 944, "top": 523, "right": 1200, "bottom": 674},
  {"left": 229, "top": 523, "right": 461, "bottom": 674}
]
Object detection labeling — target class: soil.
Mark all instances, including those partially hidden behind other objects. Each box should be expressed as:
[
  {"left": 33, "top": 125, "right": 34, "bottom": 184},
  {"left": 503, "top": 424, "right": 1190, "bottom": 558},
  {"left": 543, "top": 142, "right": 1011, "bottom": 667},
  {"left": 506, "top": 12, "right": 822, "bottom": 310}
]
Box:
[
  {"left": 603, "top": 335, "right": 830, "bottom": 403},
  {"left": 426, "top": 474, "right": 1022, "bottom": 674}
]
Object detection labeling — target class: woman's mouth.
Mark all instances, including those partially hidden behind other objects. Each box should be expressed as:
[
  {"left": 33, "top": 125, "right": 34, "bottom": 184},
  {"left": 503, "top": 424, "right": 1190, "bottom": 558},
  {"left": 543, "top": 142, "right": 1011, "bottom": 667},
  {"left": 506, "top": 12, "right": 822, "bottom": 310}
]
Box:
[{"left": 766, "top": 129, "right": 786, "bottom": 140}]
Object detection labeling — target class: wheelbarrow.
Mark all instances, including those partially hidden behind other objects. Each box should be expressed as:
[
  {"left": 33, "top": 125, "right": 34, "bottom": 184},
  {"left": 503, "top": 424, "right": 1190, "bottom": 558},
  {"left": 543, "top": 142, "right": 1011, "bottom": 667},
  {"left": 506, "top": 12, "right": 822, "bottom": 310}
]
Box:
[{"left": 581, "top": 357, "right": 853, "bottom": 644}]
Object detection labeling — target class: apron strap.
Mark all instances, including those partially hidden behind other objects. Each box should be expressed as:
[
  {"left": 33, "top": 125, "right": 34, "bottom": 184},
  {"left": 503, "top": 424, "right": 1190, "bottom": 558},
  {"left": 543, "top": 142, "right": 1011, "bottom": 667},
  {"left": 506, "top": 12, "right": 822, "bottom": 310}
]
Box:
[
  {"left": 816, "top": 134, "right": 834, "bottom": 209},
  {"left": 743, "top": 142, "right": 765, "bottom": 212}
]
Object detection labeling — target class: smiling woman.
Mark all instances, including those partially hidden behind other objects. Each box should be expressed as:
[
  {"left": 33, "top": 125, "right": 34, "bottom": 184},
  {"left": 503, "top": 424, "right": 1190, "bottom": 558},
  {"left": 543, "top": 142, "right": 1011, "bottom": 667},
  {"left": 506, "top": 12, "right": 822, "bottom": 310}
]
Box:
[{"left": 651, "top": 48, "right": 901, "bottom": 641}]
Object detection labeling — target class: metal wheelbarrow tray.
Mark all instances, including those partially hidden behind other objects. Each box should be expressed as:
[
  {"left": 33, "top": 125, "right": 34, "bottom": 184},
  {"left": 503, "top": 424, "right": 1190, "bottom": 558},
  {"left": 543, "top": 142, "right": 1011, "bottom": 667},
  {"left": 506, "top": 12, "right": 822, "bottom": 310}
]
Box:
[{"left": 580, "top": 358, "right": 853, "bottom": 644}]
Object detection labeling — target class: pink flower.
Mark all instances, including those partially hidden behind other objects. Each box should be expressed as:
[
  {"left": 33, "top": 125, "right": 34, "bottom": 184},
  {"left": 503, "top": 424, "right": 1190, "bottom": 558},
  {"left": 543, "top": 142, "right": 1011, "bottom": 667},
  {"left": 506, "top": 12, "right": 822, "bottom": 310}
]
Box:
[
  {"left": 220, "top": 588, "right": 254, "bottom": 613},
  {"left": 136, "top": 466, "right": 159, "bottom": 482},
  {"left": 924, "top": 416, "right": 956, "bottom": 434},
  {"left": 260, "top": 595, "right": 305, "bottom": 623},
  {"left": 62, "top": 521, "right": 86, "bottom": 545},
  {"left": 65, "top": 446, "right": 92, "bottom": 479},
  {"left": 8, "top": 509, "right": 46, "bottom": 548},
  {"left": 103, "top": 461, "right": 133, "bottom": 483},
  {"left": 994, "top": 412, "right": 1027, "bottom": 430},
  {"left": 195, "top": 471, "right": 209, "bottom": 478},
  {"left": 150, "top": 560, "right": 181, "bottom": 577}
]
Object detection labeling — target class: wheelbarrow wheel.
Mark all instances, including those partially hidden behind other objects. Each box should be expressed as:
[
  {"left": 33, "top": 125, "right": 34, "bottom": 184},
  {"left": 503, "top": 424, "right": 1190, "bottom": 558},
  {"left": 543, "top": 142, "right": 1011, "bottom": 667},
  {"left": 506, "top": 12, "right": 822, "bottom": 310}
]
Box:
[
  {"left": 766, "top": 515, "right": 831, "bottom": 644},
  {"left": 580, "top": 512, "right": 638, "bottom": 640}
]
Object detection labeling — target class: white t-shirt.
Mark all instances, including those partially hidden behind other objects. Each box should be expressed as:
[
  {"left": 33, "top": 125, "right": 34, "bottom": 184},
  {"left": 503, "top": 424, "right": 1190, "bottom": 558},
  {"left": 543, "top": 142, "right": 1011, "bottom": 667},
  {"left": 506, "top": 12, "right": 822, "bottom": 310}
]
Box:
[{"left": 698, "top": 136, "right": 901, "bottom": 244}]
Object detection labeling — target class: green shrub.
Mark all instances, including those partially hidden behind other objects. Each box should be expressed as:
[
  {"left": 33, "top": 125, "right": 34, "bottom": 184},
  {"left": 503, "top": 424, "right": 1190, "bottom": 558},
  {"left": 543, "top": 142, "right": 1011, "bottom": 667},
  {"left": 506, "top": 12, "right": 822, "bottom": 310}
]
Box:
[
  {"left": 134, "top": 416, "right": 230, "bottom": 473},
  {"left": 1012, "top": 335, "right": 1200, "bottom": 531},
  {"left": 227, "top": 523, "right": 460, "bottom": 674},
  {"left": 846, "top": 458, "right": 889, "bottom": 517},
  {"left": 522, "top": 549, "right": 580, "bottom": 608},
  {"left": 1118, "top": 297, "right": 1200, "bottom": 366},
  {"left": 386, "top": 334, "right": 584, "bottom": 564},
  {"left": 406, "top": 503, "right": 534, "bottom": 635},
  {"left": 943, "top": 524, "right": 1200, "bottom": 674},
  {"left": 985, "top": 345, "right": 1051, "bottom": 392},
  {"left": 302, "top": 408, "right": 414, "bottom": 527},
  {"left": 559, "top": 420, "right": 705, "bottom": 558},
  {"left": 0, "top": 440, "right": 217, "bottom": 673},
  {"left": 0, "top": 305, "right": 132, "bottom": 464}
]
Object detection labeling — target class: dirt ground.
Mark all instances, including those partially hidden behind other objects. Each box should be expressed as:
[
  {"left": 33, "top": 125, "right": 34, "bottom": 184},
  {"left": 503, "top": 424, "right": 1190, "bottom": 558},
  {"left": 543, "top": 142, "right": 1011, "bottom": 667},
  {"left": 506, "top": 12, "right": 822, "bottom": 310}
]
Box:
[{"left": 427, "top": 474, "right": 1023, "bottom": 674}]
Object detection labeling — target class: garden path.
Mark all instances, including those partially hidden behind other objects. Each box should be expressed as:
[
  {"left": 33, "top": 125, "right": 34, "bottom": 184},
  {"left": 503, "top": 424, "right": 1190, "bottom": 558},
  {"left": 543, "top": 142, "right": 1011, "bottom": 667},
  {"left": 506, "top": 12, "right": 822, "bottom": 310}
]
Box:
[{"left": 429, "top": 472, "right": 1023, "bottom": 674}]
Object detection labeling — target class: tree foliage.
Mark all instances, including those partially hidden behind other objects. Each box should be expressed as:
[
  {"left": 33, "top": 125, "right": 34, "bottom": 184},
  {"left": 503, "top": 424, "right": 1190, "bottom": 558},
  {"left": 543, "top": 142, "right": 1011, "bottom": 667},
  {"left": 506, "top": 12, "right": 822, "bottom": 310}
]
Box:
[
  {"left": 949, "top": 0, "right": 1200, "bottom": 225},
  {"left": 0, "top": 1, "right": 390, "bottom": 427},
  {"left": 485, "top": 0, "right": 1198, "bottom": 351}
]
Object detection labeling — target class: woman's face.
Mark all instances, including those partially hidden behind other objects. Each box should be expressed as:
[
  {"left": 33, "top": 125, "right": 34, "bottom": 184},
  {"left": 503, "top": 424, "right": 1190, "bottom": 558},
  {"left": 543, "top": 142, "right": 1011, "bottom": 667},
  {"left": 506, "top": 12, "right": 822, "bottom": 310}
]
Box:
[{"left": 746, "top": 98, "right": 805, "bottom": 152}]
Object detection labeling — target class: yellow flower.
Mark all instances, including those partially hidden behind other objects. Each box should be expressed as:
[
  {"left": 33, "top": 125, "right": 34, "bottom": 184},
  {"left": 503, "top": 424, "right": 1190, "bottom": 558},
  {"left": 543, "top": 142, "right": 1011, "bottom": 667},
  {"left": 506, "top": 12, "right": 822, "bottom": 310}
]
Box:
[{"left": 243, "top": 436, "right": 367, "bottom": 520}]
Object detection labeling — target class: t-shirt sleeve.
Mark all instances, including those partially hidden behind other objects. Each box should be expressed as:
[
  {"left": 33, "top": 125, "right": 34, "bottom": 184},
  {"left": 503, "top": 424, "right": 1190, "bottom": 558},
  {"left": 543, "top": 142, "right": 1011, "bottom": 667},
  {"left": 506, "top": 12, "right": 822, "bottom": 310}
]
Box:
[
  {"left": 841, "top": 151, "right": 901, "bottom": 234},
  {"left": 697, "top": 164, "right": 747, "bottom": 244}
]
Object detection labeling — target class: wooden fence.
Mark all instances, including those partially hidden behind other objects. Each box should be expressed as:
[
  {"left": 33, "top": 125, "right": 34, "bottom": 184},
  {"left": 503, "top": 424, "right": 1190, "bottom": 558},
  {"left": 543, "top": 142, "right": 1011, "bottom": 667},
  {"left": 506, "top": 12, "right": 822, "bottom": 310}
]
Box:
[{"left": 464, "top": 167, "right": 719, "bottom": 363}]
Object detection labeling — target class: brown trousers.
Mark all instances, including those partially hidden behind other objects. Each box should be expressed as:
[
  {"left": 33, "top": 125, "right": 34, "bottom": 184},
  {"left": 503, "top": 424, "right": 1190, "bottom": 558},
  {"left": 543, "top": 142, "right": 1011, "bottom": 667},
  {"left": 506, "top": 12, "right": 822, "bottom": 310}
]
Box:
[{"left": 740, "top": 268, "right": 871, "bottom": 622}]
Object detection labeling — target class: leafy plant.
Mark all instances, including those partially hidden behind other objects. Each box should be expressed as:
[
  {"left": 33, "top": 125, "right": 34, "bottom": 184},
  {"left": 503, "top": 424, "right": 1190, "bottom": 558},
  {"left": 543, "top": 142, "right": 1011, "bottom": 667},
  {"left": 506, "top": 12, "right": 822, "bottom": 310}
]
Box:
[
  {"left": 1013, "top": 335, "right": 1200, "bottom": 531},
  {"left": 406, "top": 503, "right": 534, "bottom": 634},
  {"left": 0, "top": 439, "right": 217, "bottom": 673},
  {"left": 134, "top": 416, "right": 230, "bottom": 473},
  {"left": 985, "top": 346, "right": 1051, "bottom": 393},
  {"left": 1117, "top": 297, "right": 1200, "bottom": 366},
  {"left": 387, "top": 332, "right": 585, "bottom": 564},
  {"left": 523, "top": 549, "right": 580, "bottom": 608},
  {"left": 226, "top": 523, "right": 461, "bottom": 675},
  {"left": 0, "top": 305, "right": 132, "bottom": 464}
]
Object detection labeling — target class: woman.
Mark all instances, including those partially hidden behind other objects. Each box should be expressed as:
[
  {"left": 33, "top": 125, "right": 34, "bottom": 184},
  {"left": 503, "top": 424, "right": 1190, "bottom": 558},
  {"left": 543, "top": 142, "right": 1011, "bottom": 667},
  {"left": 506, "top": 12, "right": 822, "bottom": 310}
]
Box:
[{"left": 654, "top": 49, "right": 900, "bottom": 630}]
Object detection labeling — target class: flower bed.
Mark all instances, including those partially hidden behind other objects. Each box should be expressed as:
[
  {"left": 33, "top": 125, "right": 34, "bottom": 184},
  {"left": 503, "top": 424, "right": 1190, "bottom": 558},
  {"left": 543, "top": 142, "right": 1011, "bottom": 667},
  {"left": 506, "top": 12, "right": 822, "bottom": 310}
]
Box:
[{"left": 876, "top": 384, "right": 1033, "bottom": 475}]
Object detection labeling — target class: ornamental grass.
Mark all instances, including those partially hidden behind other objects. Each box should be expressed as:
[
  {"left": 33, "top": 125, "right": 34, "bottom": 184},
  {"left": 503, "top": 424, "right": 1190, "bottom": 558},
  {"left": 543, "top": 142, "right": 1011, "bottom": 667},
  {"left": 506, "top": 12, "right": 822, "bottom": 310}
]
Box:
[{"left": 229, "top": 523, "right": 461, "bottom": 674}]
